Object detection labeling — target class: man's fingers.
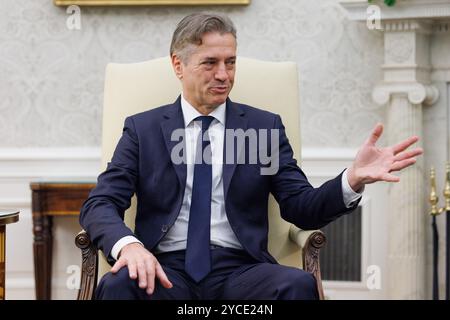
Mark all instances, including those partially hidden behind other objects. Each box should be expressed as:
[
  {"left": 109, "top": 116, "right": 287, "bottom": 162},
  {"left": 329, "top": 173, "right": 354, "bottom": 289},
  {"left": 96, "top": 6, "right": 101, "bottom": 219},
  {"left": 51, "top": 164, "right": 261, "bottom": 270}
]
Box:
[
  {"left": 128, "top": 262, "right": 137, "bottom": 279},
  {"left": 394, "top": 148, "right": 423, "bottom": 162},
  {"left": 381, "top": 173, "right": 400, "bottom": 182},
  {"left": 365, "top": 123, "right": 383, "bottom": 146},
  {"left": 392, "top": 136, "right": 419, "bottom": 154},
  {"left": 111, "top": 258, "right": 126, "bottom": 274},
  {"left": 391, "top": 158, "right": 417, "bottom": 172},
  {"left": 136, "top": 261, "right": 148, "bottom": 289},
  {"left": 146, "top": 261, "right": 156, "bottom": 295},
  {"left": 156, "top": 263, "right": 173, "bottom": 289}
]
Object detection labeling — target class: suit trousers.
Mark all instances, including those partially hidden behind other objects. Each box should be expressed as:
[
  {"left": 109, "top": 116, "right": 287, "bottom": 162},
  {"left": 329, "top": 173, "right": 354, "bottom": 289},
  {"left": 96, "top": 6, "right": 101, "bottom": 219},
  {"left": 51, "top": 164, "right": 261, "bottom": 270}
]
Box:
[{"left": 96, "top": 247, "right": 319, "bottom": 300}]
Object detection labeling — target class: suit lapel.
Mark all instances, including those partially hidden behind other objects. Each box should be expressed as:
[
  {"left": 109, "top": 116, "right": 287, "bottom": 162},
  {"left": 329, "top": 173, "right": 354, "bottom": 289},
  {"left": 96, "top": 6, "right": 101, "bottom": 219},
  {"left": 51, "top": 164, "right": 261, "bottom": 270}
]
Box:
[
  {"left": 223, "top": 98, "right": 248, "bottom": 200},
  {"left": 161, "top": 96, "right": 187, "bottom": 191}
]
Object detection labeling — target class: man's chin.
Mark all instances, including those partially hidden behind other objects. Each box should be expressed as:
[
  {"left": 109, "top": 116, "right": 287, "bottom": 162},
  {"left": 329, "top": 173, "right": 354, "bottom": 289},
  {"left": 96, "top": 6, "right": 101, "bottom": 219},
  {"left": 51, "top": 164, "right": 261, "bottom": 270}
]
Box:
[{"left": 209, "top": 95, "right": 228, "bottom": 107}]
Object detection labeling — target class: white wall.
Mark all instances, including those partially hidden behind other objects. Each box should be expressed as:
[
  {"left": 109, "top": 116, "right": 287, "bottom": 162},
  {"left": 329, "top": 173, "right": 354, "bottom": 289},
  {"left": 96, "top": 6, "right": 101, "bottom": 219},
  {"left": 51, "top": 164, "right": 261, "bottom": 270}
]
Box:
[{"left": 0, "top": 0, "right": 384, "bottom": 148}]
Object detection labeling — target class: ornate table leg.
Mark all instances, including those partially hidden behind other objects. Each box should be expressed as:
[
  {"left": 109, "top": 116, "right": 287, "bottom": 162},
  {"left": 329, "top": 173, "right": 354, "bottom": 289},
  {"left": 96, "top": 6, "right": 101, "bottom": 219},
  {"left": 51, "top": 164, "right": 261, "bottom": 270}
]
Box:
[{"left": 32, "top": 191, "right": 53, "bottom": 300}]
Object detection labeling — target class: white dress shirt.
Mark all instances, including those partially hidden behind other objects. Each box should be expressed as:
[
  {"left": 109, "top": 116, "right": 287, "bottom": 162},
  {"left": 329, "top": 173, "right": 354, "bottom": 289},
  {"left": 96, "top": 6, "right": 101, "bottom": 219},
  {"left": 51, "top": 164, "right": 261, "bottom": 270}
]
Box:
[{"left": 110, "top": 96, "right": 363, "bottom": 259}]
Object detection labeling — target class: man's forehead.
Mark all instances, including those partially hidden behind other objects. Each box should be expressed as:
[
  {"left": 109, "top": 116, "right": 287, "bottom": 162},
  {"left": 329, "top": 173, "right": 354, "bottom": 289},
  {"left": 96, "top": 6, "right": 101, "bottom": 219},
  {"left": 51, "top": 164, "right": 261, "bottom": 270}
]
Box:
[
  {"left": 194, "top": 39, "right": 236, "bottom": 57},
  {"left": 196, "top": 53, "right": 236, "bottom": 59},
  {"left": 197, "top": 32, "right": 236, "bottom": 46}
]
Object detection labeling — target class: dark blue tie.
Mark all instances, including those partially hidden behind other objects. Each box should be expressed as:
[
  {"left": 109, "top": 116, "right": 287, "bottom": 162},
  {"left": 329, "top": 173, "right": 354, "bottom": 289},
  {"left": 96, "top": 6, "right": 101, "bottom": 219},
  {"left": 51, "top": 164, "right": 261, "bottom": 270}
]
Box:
[{"left": 185, "top": 115, "right": 215, "bottom": 282}]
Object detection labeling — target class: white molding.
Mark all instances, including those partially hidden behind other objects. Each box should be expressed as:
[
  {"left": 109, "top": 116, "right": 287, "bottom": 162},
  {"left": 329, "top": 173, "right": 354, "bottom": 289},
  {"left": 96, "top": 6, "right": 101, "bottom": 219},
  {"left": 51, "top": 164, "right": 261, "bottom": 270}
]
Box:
[
  {"left": 302, "top": 148, "right": 357, "bottom": 161},
  {"left": 301, "top": 148, "right": 356, "bottom": 180},
  {"left": 0, "top": 147, "right": 101, "bottom": 160},
  {"left": 0, "top": 146, "right": 351, "bottom": 186},
  {"left": 0, "top": 198, "right": 30, "bottom": 208},
  {"left": 340, "top": 0, "right": 450, "bottom": 21},
  {"left": 0, "top": 147, "right": 101, "bottom": 180},
  {"left": 0, "top": 147, "right": 354, "bottom": 162}
]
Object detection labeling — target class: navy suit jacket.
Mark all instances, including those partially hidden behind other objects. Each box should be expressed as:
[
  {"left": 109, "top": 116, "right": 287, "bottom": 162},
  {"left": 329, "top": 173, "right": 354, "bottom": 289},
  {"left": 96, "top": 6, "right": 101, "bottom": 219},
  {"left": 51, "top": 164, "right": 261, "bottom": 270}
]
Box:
[{"left": 80, "top": 96, "right": 358, "bottom": 265}]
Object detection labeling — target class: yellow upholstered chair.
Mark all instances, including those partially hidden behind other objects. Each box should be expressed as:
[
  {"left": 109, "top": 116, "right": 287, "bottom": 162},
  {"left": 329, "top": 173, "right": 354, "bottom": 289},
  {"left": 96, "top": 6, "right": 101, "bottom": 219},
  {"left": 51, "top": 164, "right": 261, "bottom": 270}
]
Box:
[{"left": 76, "top": 56, "right": 326, "bottom": 300}]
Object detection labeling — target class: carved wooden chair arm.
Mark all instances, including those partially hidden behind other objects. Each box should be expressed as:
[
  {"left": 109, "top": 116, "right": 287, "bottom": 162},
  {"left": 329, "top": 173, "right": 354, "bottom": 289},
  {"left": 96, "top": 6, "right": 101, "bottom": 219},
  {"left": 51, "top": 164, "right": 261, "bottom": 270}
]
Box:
[
  {"left": 289, "top": 226, "right": 326, "bottom": 300},
  {"left": 75, "top": 230, "right": 98, "bottom": 300}
]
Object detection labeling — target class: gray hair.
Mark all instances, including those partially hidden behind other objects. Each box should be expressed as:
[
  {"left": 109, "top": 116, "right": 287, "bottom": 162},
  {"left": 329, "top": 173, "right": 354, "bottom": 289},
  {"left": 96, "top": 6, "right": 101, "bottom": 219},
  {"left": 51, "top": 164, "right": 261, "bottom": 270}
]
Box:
[{"left": 170, "top": 13, "right": 237, "bottom": 63}]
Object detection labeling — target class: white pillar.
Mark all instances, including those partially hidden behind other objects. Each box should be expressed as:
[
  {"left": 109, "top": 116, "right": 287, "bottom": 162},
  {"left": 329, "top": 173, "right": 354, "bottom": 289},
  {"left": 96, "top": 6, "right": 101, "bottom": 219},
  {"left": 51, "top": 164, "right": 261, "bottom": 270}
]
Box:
[
  {"left": 340, "top": 0, "right": 450, "bottom": 300},
  {"left": 373, "top": 20, "right": 439, "bottom": 299}
]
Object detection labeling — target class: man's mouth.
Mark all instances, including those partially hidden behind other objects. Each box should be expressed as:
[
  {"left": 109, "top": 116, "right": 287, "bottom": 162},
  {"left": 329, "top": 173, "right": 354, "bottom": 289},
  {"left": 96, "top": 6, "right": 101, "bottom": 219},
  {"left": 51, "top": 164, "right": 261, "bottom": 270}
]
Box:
[{"left": 210, "top": 86, "right": 228, "bottom": 94}]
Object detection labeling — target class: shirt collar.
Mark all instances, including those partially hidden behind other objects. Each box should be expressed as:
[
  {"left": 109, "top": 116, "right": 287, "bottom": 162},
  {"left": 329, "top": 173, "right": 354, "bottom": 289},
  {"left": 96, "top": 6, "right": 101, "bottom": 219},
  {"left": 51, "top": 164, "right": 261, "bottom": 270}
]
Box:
[{"left": 180, "top": 93, "right": 226, "bottom": 128}]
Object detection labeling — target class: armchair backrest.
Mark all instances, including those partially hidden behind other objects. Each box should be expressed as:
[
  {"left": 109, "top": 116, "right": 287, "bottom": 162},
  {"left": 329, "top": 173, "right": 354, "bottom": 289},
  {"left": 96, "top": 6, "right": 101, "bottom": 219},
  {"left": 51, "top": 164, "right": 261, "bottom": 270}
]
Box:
[{"left": 100, "top": 56, "right": 302, "bottom": 276}]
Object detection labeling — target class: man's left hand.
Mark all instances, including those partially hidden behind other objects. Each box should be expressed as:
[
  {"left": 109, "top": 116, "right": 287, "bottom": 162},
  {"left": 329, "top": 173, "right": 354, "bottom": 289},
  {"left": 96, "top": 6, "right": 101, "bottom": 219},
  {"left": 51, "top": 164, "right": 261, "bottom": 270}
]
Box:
[{"left": 347, "top": 123, "right": 423, "bottom": 192}]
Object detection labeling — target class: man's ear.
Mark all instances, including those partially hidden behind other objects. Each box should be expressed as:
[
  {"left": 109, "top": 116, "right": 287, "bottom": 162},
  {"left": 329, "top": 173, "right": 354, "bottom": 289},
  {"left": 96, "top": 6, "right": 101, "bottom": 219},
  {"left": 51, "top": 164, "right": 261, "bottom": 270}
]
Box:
[{"left": 171, "top": 54, "right": 183, "bottom": 80}]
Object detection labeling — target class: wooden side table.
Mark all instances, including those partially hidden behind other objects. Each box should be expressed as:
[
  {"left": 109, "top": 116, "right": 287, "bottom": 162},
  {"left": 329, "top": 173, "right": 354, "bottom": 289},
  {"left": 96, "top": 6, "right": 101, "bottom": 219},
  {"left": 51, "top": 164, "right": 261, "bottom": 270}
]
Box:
[
  {"left": 0, "top": 210, "right": 19, "bottom": 300},
  {"left": 30, "top": 182, "right": 95, "bottom": 300}
]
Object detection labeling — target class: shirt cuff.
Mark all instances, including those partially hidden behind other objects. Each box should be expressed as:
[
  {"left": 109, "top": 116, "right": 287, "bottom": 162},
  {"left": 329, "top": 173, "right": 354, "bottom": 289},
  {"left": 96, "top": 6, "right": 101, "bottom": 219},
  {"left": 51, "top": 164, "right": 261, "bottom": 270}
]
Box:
[
  {"left": 110, "top": 236, "right": 143, "bottom": 260},
  {"left": 341, "top": 169, "right": 364, "bottom": 208}
]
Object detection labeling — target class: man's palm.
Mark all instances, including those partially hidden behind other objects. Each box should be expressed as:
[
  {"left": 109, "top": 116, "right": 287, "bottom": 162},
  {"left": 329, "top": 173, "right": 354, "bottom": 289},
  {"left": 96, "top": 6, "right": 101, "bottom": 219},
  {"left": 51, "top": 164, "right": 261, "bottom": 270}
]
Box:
[{"left": 347, "top": 124, "right": 423, "bottom": 191}]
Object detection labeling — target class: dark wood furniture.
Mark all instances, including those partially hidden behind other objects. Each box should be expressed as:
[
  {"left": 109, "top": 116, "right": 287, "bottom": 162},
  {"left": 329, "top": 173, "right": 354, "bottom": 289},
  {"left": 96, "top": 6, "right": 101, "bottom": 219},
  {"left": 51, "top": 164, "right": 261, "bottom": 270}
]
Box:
[
  {"left": 30, "top": 182, "right": 95, "bottom": 300},
  {"left": 0, "top": 210, "right": 19, "bottom": 300},
  {"left": 75, "top": 229, "right": 327, "bottom": 300}
]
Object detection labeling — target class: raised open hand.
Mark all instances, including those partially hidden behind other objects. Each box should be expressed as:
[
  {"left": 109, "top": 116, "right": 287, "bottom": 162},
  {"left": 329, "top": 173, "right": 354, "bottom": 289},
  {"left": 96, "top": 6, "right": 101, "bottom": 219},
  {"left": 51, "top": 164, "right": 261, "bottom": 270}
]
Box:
[{"left": 347, "top": 123, "right": 423, "bottom": 192}]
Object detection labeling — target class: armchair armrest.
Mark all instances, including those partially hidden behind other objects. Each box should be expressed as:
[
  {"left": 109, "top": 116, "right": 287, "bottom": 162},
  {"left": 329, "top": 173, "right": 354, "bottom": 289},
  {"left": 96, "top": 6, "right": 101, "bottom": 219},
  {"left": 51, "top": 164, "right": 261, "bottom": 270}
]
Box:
[
  {"left": 289, "top": 226, "right": 326, "bottom": 300},
  {"left": 75, "top": 230, "right": 98, "bottom": 300}
]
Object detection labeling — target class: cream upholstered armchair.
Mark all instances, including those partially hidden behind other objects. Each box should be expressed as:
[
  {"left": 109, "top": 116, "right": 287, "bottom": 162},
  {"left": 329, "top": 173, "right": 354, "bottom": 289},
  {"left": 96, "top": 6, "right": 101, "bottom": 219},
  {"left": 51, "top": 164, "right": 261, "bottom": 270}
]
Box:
[{"left": 76, "top": 56, "right": 326, "bottom": 300}]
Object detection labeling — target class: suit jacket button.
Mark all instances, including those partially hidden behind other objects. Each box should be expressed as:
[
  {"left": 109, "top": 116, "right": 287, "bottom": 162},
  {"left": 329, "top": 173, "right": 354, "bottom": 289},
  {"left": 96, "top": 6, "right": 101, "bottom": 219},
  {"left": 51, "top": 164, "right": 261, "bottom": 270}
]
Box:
[{"left": 161, "top": 224, "right": 169, "bottom": 233}]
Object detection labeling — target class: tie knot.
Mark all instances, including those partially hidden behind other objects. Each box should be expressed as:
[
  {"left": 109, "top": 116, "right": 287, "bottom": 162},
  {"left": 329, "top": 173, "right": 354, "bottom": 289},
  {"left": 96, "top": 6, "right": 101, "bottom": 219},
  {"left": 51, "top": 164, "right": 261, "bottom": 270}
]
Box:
[{"left": 195, "top": 116, "right": 215, "bottom": 132}]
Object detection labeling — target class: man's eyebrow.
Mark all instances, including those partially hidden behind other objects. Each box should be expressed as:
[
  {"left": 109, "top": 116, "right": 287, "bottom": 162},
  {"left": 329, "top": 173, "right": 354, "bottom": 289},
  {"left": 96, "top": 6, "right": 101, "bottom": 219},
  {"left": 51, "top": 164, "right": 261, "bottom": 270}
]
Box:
[{"left": 201, "top": 56, "right": 236, "bottom": 61}]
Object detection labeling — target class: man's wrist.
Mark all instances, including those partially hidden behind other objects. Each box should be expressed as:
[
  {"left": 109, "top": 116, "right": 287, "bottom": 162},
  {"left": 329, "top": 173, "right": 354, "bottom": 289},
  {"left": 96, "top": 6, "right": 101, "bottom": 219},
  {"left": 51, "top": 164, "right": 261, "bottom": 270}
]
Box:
[
  {"left": 119, "top": 241, "right": 144, "bottom": 258},
  {"left": 347, "top": 166, "right": 364, "bottom": 193},
  {"left": 111, "top": 236, "right": 143, "bottom": 260}
]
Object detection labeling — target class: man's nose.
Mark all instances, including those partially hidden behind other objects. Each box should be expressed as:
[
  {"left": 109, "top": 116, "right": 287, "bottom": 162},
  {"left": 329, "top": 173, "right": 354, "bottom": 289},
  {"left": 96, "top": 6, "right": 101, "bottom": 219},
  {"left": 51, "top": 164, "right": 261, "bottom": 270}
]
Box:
[{"left": 214, "top": 63, "right": 228, "bottom": 82}]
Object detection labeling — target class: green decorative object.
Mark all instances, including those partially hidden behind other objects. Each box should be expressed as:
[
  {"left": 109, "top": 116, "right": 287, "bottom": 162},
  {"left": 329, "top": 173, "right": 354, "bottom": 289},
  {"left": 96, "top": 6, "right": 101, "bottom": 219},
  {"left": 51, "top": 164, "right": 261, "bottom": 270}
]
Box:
[{"left": 368, "top": 0, "right": 396, "bottom": 6}]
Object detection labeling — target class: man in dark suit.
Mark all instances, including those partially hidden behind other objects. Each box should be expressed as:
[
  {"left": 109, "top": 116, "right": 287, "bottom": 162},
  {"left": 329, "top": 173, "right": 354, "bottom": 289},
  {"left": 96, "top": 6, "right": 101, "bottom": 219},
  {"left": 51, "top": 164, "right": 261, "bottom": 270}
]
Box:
[{"left": 80, "top": 13, "right": 422, "bottom": 300}]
